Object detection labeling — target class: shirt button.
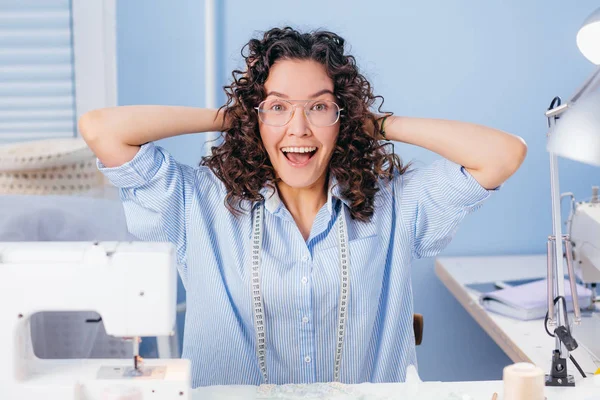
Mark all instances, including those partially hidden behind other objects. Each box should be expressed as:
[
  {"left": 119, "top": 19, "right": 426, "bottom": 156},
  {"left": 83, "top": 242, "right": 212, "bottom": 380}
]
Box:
[
  {"left": 301, "top": 276, "right": 308, "bottom": 284},
  {"left": 302, "top": 316, "right": 309, "bottom": 323},
  {"left": 301, "top": 255, "right": 309, "bottom": 262},
  {"left": 304, "top": 356, "right": 311, "bottom": 363}
]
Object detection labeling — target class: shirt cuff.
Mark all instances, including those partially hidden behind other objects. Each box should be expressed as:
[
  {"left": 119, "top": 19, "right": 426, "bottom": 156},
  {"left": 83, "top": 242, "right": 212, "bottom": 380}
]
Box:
[
  {"left": 444, "top": 160, "right": 500, "bottom": 210},
  {"left": 97, "top": 142, "right": 163, "bottom": 188}
]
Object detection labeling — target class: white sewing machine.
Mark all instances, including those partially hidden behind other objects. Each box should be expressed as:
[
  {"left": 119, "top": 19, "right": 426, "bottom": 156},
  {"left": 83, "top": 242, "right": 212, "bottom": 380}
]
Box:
[
  {"left": 567, "top": 188, "right": 600, "bottom": 373},
  {"left": 569, "top": 188, "right": 600, "bottom": 287},
  {"left": 0, "top": 241, "right": 191, "bottom": 400}
]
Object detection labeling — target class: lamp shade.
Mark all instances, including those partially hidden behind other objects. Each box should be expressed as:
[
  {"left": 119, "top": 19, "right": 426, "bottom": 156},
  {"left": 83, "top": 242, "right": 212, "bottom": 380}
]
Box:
[
  {"left": 547, "top": 90, "right": 600, "bottom": 166},
  {"left": 577, "top": 7, "right": 600, "bottom": 65}
]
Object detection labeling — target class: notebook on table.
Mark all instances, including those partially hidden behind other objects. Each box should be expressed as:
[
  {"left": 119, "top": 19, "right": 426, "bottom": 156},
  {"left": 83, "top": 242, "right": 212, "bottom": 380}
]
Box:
[{"left": 474, "top": 279, "right": 593, "bottom": 321}]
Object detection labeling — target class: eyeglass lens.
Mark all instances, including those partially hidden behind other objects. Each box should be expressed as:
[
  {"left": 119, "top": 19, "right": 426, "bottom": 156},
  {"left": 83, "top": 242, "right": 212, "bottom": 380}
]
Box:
[{"left": 258, "top": 99, "right": 340, "bottom": 127}]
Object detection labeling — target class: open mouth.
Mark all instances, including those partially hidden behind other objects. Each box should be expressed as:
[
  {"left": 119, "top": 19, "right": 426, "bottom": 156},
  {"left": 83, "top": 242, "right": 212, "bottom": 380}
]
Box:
[{"left": 281, "top": 146, "right": 318, "bottom": 165}]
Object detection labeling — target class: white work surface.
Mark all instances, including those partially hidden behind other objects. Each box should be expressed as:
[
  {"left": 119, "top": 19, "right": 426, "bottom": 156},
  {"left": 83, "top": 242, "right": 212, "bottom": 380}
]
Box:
[
  {"left": 435, "top": 255, "right": 600, "bottom": 379},
  {"left": 188, "top": 255, "right": 600, "bottom": 400},
  {"left": 191, "top": 377, "right": 600, "bottom": 399}
]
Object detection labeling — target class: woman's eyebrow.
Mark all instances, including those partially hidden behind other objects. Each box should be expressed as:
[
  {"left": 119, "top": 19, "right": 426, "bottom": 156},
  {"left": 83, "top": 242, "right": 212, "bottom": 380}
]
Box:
[
  {"left": 265, "top": 91, "right": 289, "bottom": 98},
  {"left": 308, "top": 89, "right": 334, "bottom": 98},
  {"left": 265, "top": 89, "right": 335, "bottom": 99}
]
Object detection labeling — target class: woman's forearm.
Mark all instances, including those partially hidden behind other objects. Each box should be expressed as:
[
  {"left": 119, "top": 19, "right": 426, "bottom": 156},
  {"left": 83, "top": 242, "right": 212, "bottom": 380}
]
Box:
[
  {"left": 381, "top": 116, "right": 527, "bottom": 189},
  {"left": 79, "top": 106, "right": 224, "bottom": 167}
]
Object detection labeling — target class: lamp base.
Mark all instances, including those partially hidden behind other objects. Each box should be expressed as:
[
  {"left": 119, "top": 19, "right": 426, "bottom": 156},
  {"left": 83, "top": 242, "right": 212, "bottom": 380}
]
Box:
[
  {"left": 545, "top": 350, "right": 576, "bottom": 387},
  {"left": 545, "top": 374, "right": 575, "bottom": 387}
]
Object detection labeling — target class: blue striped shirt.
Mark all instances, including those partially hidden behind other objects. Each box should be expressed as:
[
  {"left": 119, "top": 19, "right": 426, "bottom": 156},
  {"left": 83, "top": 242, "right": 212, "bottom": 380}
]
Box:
[{"left": 98, "top": 142, "right": 495, "bottom": 388}]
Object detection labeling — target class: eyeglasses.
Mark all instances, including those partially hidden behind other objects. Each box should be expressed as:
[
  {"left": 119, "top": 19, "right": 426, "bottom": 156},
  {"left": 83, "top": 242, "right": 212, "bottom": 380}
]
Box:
[{"left": 254, "top": 98, "right": 343, "bottom": 127}]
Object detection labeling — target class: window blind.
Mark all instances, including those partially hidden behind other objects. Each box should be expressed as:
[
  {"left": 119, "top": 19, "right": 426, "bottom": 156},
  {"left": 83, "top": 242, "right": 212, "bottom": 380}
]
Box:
[{"left": 0, "top": 0, "right": 76, "bottom": 141}]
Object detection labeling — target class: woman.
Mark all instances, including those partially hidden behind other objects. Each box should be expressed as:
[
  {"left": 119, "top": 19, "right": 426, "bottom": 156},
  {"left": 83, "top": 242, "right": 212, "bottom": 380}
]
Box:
[{"left": 80, "top": 27, "right": 526, "bottom": 388}]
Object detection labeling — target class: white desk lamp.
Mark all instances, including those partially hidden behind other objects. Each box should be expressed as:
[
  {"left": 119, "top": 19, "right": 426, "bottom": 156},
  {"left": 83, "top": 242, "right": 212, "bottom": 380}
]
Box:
[{"left": 544, "top": 6, "right": 600, "bottom": 387}]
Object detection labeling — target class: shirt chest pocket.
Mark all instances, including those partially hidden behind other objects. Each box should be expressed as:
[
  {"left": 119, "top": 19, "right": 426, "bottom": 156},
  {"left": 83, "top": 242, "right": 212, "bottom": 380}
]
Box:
[{"left": 313, "top": 232, "right": 385, "bottom": 317}]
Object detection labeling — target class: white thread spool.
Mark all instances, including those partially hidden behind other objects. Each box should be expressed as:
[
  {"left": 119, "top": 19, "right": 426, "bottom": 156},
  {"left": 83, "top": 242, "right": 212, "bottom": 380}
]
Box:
[
  {"left": 503, "top": 362, "right": 545, "bottom": 400},
  {"left": 102, "top": 386, "right": 143, "bottom": 400}
]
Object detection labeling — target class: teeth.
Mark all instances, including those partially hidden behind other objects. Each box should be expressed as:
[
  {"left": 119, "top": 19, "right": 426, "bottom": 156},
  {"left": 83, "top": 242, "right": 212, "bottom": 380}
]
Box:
[{"left": 281, "top": 147, "right": 317, "bottom": 153}]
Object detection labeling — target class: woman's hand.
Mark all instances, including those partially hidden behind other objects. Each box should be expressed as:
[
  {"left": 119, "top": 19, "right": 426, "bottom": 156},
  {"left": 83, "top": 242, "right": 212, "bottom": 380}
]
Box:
[{"left": 363, "top": 112, "right": 387, "bottom": 140}]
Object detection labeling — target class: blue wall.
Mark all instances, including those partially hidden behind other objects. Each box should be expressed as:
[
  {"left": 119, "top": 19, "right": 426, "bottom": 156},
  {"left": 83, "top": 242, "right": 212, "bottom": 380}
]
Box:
[{"left": 116, "top": 0, "right": 600, "bottom": 381}]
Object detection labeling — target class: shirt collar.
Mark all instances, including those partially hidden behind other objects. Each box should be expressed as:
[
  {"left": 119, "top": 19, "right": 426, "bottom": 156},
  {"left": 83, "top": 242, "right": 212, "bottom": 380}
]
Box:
[
  {"left": 326, "top": 175, "right": 351, "bottom": 214},
  {"left": 259, "top": 175, "right": 351, "bottom": 215},
  {"left": 259, "top": 184, "right": 282, "bottom": 214}
]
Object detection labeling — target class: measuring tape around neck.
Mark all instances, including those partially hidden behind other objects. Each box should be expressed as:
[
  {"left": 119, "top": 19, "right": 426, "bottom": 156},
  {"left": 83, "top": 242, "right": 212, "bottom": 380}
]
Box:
[{"left": 251, "top": 201, "right": 350, "bottom": 384}]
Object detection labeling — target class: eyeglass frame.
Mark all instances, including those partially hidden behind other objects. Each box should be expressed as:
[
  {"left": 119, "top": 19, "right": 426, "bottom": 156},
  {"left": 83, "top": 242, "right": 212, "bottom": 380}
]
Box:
[{"left": 254, "top": 98, "right": 344, "bottom": 127}]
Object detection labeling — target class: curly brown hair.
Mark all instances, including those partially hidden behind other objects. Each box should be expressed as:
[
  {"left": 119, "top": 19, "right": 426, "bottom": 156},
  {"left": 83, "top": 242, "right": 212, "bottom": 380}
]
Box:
[{"left": 201, "top": 27, "right": 409, "bottom": 222}]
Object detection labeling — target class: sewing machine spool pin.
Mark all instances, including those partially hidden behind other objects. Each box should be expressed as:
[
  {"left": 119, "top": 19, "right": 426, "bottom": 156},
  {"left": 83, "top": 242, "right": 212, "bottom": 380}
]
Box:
[{"left": 132, "top": 336, "right": 143, "bottom": 371}]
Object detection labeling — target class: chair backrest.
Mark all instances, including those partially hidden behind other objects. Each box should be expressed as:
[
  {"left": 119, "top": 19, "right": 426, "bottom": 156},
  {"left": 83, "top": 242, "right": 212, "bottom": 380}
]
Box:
[{"left": 413, "top": 314, "right": 423, "bottom": 345}]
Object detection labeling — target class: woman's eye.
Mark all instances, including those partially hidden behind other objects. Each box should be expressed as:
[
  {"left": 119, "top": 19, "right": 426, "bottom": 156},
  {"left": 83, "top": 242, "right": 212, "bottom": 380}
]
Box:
[
  {"left": 271, "top": 104, "right": 284, "bottom": 111},
  {"left": 312, "top": 103, "right": 328, "bottom": 112}
]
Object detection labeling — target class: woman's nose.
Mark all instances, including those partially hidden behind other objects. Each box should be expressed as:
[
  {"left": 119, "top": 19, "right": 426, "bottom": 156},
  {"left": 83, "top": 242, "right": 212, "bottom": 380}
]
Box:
[{"left": 287, "top": 105, "right": 310, "bottom": 136}]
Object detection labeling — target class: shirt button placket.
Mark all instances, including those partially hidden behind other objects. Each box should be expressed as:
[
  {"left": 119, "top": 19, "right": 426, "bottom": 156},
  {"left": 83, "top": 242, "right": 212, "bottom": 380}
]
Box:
[{"left": 300, "top": 252, "right": 314, "bottom": 381}]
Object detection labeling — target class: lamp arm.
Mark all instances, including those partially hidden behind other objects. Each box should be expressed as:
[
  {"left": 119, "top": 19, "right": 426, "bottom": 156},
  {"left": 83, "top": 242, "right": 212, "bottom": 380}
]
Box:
[
  {"left": 546, "top": 101, "right": 584, "bottom": 328},
  {"left": 547, "top": 141, "right": 567, "bottom": 330},
  {"left": 569, "top": 65, "right": 600, "bottom": 104},
  {"left": 546, "top": 66, "right": 600, "bottom": 120}
]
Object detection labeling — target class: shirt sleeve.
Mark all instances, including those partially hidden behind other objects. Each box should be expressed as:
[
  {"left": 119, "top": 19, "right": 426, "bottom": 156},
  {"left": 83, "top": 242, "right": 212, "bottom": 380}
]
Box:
[
  {"left": 97, "top": 142, "right": 205, "bottom": 281},
  {"left": 397, "top": 158, "right": 499, "bottom": 260}
]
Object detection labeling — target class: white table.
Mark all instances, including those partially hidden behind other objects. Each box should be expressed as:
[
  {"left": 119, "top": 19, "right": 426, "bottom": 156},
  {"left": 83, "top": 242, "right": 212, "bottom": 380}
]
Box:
[
  {"left": 192, "top": 377, "right": 600, "bottom": 399},
  {"left": 435, "top": 254, "right": 600, "bottom": 380}
]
